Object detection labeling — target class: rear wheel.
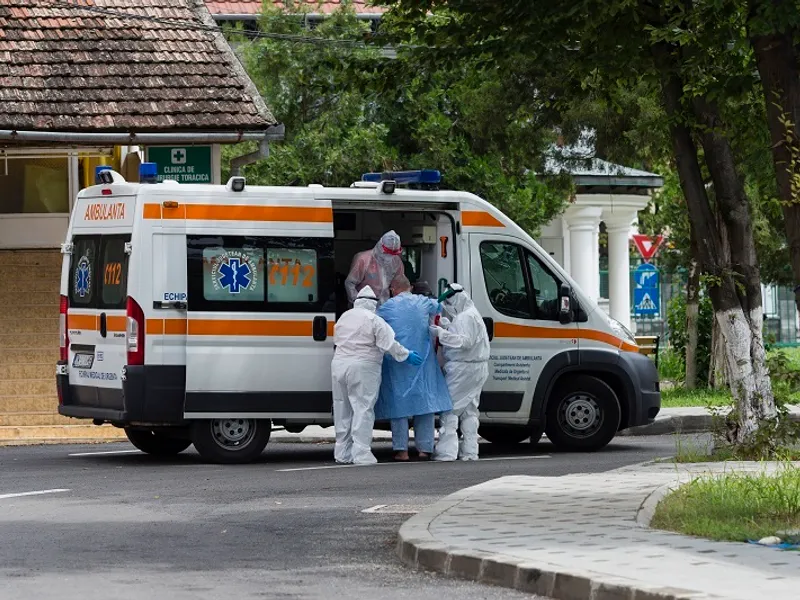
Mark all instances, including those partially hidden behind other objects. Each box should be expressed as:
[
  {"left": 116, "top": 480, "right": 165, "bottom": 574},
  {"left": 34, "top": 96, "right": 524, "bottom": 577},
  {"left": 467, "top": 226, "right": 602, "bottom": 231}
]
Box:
[
  {"left": 545, "top": 375, "right": 620, "bottom": 452},
  {"left": 191, "top": 418, "right": 271, "bottom": 464},
  {"left": 125, "top": 428, "right": 191, "bottom": 456},
  {"left": 478, "top": 425, "right": 540, "bottom": 446}
]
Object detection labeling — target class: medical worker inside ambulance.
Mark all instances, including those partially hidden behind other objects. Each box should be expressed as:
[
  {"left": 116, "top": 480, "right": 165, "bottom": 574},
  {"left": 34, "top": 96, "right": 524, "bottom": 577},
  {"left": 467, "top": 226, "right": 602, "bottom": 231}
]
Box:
[{"left": 344, "top": 230, "right": 405, "bottom": 306}]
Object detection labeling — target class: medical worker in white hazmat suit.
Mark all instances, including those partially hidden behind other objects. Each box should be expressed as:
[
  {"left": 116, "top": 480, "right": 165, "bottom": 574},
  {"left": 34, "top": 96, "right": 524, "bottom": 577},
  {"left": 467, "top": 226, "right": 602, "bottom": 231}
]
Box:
[
  {"left": 429, "top": 283, "right": 490, "bottom": 461},
  {"left": 344, "top": 230, "right": 405, "bottom": 306},
  {"left": 332, "top": 286, "right": 424, "bottom": 465}
]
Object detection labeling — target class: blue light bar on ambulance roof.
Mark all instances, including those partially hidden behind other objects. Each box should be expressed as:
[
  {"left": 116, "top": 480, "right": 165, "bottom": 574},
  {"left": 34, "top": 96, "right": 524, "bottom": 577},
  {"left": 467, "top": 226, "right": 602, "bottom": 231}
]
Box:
[
  {"left": 139, "top": 162, "right": 158, "bottom": 184},
  {"left": 362, "top": 169, "right": 441, "bottom": 185}
]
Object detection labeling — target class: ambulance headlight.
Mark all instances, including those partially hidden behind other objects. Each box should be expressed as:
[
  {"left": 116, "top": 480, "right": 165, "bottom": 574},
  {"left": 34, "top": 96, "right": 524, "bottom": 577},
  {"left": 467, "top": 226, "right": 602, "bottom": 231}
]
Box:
[
  {"left": 227, "top": 177, "right": 246, "bottom": 192},
  {"left": 608, "top": 317, "right": 636, "bottom": 345}
]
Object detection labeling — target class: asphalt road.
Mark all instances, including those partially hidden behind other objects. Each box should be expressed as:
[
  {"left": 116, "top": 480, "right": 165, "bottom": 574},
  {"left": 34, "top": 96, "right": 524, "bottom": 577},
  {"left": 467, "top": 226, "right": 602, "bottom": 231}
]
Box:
[{"left": 0, "top": 435, "right": 682, "bottom": 600}]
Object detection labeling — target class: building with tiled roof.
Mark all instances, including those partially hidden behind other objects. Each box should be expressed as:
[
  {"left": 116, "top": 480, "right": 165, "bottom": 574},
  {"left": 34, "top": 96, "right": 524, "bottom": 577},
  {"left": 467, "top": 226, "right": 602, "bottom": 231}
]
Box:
[
  {"left": 0, "top": 0, "right": 281, "bottom": 442},
  {"left": 0, "top": 0, "right": 279, "bottom": 138}
]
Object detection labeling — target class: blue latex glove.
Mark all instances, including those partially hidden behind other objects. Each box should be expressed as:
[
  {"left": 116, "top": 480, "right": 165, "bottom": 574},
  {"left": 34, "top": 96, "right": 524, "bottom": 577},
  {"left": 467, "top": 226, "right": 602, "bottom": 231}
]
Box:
[
  {"left": 435, "top": 302, "right": 444, "bottom": 314},
  {"left": 406, "top": 351, "right": 424, "bottom": 366}
]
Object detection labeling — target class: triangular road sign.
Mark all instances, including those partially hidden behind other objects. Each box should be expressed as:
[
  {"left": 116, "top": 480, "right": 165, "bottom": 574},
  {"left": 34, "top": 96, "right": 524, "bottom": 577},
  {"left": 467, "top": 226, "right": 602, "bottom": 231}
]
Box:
[{"left": 632, "top": 234, "right": 664, "bottom": 261}]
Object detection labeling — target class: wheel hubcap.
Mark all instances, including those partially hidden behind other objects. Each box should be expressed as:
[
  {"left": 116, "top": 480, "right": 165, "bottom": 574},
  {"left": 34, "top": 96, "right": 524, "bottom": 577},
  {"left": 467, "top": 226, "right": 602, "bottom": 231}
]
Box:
[
  {"left": 211, "top": 419, "right": 256, "bottom": 450},
  {"left": 558, "top": 394, "right": 602, "bottom": 438}
]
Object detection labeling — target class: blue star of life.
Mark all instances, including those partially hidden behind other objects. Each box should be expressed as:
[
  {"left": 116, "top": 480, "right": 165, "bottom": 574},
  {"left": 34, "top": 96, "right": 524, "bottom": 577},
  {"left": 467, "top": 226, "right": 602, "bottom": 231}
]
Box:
[
  {"left": 218, "top": 258, "right": 251, "bottom": 294},
  {"left": 75, "top": 258, "right": 91, "bottom": 298}
]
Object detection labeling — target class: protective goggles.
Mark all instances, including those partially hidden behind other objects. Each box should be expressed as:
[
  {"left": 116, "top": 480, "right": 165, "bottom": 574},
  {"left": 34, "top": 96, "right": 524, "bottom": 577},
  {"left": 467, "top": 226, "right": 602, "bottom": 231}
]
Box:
[
  {"left": 438, "top": 286, "right": 463, "bottom": 303},
  {"left": 381, "top": 244, "right": 403, "bottom": 256}
]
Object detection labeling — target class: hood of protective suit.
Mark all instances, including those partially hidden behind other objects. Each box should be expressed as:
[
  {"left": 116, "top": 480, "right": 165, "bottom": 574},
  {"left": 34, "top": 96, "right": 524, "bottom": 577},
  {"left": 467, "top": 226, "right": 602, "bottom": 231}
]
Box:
[
  {"left": 442, "top": 284, "right": 473, "bottom": 316},
  {"left": 354, "top": 286, "right": 378, "bottom": 313},
  {"left": 373, "top": 230, "right": 402, "bottom": 266}
]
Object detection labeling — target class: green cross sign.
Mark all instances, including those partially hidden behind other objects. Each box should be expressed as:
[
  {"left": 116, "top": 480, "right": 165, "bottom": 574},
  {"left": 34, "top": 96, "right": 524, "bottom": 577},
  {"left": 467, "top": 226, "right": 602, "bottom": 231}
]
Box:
[{"left": 147, "top": 146, "right": 212, "bottom": 183}]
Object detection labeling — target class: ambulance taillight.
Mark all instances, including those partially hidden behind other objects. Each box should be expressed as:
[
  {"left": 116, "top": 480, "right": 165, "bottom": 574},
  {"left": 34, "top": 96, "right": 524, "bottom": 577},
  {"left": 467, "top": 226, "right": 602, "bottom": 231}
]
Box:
[
  {"left": 126, "top": 298, "right": 146, "bottom": 366},
  {"left": 59, "top": 295, "right": 69, "bottom": 361}
]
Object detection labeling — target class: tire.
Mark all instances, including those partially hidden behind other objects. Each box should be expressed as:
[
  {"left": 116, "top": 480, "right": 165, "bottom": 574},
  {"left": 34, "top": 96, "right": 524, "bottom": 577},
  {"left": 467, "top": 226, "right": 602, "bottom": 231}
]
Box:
[
  {"left": 544, "top": 375, "right": 621, "bottom": 452},
  {"left": 478, "top": 425, "right": 535, "bottom": 446},
  {"left": 125, "top": 428, "right": 192, "bottom": 456},
  {"left": 191, "top": 418, "right": 271, "bottom": 464}
]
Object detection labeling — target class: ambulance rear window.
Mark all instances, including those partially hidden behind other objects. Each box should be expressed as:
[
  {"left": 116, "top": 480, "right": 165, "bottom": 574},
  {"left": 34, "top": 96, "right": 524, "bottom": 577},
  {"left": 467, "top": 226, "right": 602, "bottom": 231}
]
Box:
[{"left": 69, "top": 235, "right": 129, "bottom": 310}]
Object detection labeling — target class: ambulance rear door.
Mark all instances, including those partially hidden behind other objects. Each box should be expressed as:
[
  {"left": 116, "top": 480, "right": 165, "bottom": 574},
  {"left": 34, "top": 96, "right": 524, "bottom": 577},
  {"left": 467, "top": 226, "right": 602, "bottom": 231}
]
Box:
[{"left": 66, "top": 191, "right": 135, "bottom": 405}]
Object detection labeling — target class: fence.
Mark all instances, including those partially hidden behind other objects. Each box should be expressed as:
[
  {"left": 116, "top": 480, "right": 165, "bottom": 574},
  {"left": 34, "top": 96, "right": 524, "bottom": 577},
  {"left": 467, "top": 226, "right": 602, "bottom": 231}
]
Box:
[{"left": 599, "top": 262, "right": 799, "bottom": 345}]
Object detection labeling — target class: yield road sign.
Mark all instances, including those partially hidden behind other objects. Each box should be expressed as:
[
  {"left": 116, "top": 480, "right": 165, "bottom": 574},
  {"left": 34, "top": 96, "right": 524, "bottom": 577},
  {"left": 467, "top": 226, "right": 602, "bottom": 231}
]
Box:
[{"left": 632, "top": 234, "right": 664, "bottom": 262}]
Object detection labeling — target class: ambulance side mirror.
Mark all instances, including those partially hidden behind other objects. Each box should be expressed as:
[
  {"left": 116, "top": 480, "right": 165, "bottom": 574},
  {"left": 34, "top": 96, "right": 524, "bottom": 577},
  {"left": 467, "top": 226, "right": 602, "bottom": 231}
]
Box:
[{"left": 559, "top": 283, "right": 572, "bottom": 325}]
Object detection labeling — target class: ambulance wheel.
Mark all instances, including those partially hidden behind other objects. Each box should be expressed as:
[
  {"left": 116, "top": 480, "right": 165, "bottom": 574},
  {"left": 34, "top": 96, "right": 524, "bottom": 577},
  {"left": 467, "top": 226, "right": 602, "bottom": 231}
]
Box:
[
  {"left": 545, "top": 375, "right": 620, "bottom": 452},
  {"left": 191, "top": 418, "right": 271, "bottom": 464},
  {"left": 125, "top": 428, "right": 192, "bottom": 456},
  {"left": 478, "top": 425, "right": 538, "bottom": 446}
]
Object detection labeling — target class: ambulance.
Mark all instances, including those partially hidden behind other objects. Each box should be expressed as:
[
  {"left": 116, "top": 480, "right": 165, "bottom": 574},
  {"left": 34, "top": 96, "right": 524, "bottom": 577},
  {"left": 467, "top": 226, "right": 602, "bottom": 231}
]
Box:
[{"left": 56, "top": 164, "right": 661, "bottom": 463}]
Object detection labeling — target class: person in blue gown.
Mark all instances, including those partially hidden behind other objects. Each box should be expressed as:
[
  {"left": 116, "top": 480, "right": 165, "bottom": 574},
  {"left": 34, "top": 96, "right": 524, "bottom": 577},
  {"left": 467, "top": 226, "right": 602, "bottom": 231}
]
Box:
[{"left": 374, "top": 276, "right": 453, "bottom": 461}]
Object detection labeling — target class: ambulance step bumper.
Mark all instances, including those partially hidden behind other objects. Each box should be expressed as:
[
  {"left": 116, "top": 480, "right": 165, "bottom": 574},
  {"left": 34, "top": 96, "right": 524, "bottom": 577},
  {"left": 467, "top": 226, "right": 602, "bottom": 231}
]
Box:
[{"left": 57, "top": 364, "right": 186, "bottom": 426}]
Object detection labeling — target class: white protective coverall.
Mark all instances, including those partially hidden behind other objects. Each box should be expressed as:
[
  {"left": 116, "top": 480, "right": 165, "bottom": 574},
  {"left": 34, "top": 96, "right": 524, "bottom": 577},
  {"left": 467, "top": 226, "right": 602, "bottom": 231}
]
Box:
[
  {"left": 344, "top": 231, "right": 405, "bottom": 306},
  {"left": 331, "top": 286, "right": 415, "bottom": 465},
  {"left": 429, "top": 284, "right": 491, "bottom": 461}
]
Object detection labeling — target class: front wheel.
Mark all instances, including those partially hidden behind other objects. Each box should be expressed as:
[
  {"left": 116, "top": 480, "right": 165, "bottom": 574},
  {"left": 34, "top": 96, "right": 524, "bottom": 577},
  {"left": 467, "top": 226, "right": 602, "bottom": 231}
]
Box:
[
  {"left": 545, "top": 375, "right": 620, "bottom": 452},
  {"left": 125, "top": 428, "right": 192, "bottom": 456},
  {"left": 191, "top": 418, "right": 271, "bottom": 464}
]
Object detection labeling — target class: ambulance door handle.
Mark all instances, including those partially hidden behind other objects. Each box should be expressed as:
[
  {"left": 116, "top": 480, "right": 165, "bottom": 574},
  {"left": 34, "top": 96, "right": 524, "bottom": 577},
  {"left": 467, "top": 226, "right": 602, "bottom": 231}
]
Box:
[
  {"left": 99, "top": 313, "right": 108, "bottom": 338},
  {"left": 312, "top": 316, "right": 328, "bottom": 342},
  {"left": 483, "top": 317, "right": 494, "bottom": 341}
]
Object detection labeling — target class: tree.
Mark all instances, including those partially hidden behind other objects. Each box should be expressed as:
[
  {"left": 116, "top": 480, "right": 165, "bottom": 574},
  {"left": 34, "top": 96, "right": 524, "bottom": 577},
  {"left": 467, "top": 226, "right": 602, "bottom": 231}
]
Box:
[
  {"left": 222, "top": 4, "right": 570, "bottom": 236},
  {"left": 386, "top": 0, "right": 776, "bottom": 445},
  {"left": 746, "top": 0, "right": 800, "bottom": 312}
]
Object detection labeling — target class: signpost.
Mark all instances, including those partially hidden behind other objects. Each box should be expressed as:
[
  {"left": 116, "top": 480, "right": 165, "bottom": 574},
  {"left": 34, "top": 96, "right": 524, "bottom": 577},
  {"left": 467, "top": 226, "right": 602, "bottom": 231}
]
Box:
[
  {"left": 633, "top": 262, "right": 660, "bottom": 316},
  {"left": 146, "top": 146, "right": 212, "bottom": 183}
]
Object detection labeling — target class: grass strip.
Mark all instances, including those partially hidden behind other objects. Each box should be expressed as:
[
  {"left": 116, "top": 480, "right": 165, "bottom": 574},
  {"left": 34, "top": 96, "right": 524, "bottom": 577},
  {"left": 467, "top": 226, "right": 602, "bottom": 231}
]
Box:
[{"left": 651, "top": 467, "right": 800, "bottom": 542}]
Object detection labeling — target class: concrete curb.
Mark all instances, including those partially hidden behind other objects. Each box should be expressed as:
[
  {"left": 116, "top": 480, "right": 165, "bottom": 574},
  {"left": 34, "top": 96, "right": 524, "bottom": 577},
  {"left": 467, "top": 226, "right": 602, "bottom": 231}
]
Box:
[
  {"left": 397, "top": 485, "right": 722, "bottom": 600},
  {"left": 618, "top": 413, "right": 718, "bottom": 436}
]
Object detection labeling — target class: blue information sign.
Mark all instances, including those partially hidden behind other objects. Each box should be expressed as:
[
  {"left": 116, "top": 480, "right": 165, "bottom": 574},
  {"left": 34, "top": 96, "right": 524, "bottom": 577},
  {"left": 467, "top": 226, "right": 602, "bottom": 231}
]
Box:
[{"left": 633, "top": 263, "right": 660, "bottom": 315}]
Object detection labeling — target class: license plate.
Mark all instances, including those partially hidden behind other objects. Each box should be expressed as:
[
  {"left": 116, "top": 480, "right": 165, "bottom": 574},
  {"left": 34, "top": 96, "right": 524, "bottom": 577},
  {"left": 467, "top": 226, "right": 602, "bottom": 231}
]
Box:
[{"left": 72, "top": 353, "right": 94, "bottom": 369}]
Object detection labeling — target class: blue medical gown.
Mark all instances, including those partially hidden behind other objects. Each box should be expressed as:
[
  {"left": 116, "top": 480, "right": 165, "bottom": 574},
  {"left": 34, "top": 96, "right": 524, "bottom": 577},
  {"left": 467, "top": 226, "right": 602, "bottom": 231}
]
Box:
[{"left": 374, "top": 293, "right": 453, "bottom": 420}]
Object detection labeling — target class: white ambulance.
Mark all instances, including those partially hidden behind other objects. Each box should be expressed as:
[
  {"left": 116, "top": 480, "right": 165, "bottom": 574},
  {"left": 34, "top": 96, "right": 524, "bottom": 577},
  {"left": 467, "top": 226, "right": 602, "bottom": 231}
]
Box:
[{"left": 56, "top": 165, "right": 660, "bottom": 463}]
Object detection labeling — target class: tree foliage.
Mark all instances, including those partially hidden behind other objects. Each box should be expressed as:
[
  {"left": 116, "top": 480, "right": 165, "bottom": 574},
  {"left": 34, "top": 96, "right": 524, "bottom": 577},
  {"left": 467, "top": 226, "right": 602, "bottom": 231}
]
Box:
[{"left": 222, "top": 4, "right": 570, "bottom": 235}]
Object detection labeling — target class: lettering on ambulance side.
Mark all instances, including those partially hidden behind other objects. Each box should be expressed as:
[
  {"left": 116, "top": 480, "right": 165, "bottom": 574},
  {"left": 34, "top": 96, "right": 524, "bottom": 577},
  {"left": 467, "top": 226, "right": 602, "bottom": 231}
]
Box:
[{"left": 84, "top": 202, "right": 126, "bottom": 221}]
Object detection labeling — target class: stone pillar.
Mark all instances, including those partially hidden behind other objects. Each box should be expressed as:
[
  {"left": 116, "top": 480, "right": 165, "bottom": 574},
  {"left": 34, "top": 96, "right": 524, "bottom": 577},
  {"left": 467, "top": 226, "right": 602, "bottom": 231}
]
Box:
[
  {"left": 565, "top": 206, "right": 603, "bottom": 301},
  {"left": 604, "top": 213, "right": 637, "bottom": 329}
]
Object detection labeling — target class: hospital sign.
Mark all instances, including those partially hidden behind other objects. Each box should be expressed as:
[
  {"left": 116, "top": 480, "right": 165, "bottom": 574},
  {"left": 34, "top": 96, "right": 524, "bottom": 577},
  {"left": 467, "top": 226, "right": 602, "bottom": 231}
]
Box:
[{"left": 146, "top": 146, "right": 212, "bottom": 183}]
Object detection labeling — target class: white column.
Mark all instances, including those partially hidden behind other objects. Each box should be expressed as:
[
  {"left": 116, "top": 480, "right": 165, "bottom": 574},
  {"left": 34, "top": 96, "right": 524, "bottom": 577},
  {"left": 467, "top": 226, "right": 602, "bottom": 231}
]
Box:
[
  {"left": 604, "top": 213, "right": 637, "bottom": 329},
  {"left": 565, "top": 206, "right": 602, "bottom": 300}
]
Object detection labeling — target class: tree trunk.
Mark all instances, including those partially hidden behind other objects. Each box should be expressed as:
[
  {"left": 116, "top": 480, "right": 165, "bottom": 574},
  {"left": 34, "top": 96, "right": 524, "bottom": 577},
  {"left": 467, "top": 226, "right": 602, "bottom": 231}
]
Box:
[
  {"left": 708, "top": 318, "right": 728, "bottom": 389},
  {"left": 748, "top": 11, "right": 800, "bottom": 315},
  {"left": 685, "top": 234, "right": 700, "bottom": 390},
  {"left": 692, "top": 97, "right": 776, "bottom": 437},
  {"left": 653, "top": 40, "right": 775, "bottom": 444}
]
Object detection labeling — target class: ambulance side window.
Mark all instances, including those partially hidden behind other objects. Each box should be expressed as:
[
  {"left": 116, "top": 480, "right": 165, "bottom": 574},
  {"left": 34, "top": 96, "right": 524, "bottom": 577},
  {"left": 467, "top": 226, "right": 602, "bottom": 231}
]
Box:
[
  {"left": 187, "top": 236, "right": 334, "bottom": 313},
  {"left": 479, "top": 242, "right": 533, "bottom": 319},
  {"left": 99, "top": 236, "right": 130, "bottom": 309},
  {"left": 526, "top": 252, "right": 560, "bottom": 321},
  {"left": 69, "top": 236, "right": 99, "bottom": 307}
]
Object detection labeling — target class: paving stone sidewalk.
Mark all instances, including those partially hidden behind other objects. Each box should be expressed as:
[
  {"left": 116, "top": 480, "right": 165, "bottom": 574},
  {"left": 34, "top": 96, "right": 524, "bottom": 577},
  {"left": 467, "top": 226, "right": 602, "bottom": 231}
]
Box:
[{"left": 397, "top": 461, "right": 800, "bottom": 600}]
